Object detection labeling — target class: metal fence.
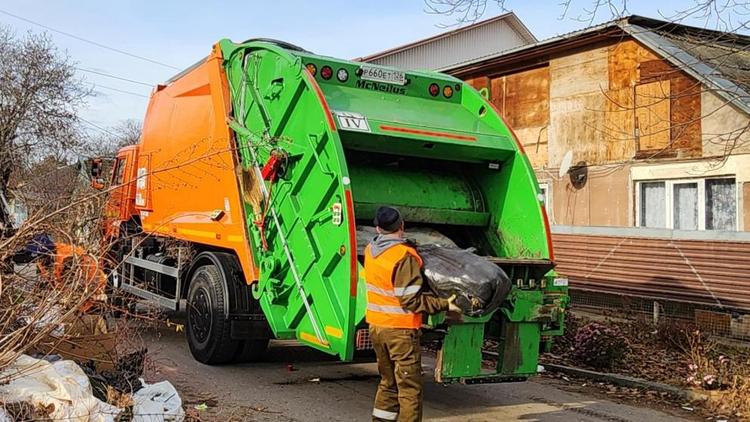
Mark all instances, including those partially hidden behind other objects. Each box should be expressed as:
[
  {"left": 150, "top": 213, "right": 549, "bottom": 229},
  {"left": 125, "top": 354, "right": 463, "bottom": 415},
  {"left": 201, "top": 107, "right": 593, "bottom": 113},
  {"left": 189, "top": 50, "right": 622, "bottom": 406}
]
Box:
[{"left": 552, "top": 225, "right": 750, "bottom": 340}]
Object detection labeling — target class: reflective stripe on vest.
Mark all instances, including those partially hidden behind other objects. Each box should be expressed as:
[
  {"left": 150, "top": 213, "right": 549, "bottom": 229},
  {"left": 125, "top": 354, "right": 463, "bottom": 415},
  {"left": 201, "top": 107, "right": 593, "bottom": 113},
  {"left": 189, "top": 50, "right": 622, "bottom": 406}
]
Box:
[{"left": 364, "top": 242, "right": 423, "bottom": 329}]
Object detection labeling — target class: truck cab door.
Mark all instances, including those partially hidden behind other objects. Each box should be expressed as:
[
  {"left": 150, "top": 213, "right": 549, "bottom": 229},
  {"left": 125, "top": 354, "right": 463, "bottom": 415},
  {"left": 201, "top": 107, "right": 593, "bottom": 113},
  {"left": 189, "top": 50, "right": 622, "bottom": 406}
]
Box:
[{"left": 104, "top": 148, "right": 137, "bottom": 238}]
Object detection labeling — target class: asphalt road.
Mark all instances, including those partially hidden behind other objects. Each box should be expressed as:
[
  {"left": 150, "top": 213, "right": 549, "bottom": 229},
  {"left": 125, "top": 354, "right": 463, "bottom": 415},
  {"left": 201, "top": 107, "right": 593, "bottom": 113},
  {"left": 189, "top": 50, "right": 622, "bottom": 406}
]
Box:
[{"left": 141, "top": 325, "right": 696, "bottom": 422}]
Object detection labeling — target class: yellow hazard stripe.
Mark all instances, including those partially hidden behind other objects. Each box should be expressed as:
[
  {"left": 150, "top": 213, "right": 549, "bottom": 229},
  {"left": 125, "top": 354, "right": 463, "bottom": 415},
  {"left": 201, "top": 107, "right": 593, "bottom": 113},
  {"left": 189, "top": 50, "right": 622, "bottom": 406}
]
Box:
[
  {"left": 325, "top": 326, "right": 343, "bottom": 339},
  {"left": 299, "top": 332, "right": 329, "bottom": 347}
]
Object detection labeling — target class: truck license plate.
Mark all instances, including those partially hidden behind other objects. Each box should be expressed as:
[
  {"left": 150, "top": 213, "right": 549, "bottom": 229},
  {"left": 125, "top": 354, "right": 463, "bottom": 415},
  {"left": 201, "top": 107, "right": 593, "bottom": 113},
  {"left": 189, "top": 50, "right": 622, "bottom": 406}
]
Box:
[{"left": 359, "top": 65, "right": 406, "bottom": 85}]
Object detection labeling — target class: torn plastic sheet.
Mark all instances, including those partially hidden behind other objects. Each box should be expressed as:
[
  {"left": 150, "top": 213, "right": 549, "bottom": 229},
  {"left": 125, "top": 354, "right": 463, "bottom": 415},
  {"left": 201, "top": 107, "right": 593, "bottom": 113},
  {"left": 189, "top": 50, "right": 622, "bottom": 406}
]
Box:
[{"left": 0, "top": 354, "right": 121, "bottom": 422}]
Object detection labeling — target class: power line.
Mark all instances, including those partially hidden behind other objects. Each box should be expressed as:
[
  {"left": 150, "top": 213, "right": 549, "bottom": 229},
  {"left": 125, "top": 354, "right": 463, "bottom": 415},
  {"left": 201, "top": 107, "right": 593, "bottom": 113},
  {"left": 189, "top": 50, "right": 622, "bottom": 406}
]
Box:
[
  {"left": 79, "top": 117, "right": 118, "bottom": 137},
  {"left": 76, "top": 67, "right": 154, "bottom": 87},
  {"left": 0, "top": 8, "right": 181, "bottom": 70},
  {"left": 92, "top": 83, "right": 149, "bottom": 98}
]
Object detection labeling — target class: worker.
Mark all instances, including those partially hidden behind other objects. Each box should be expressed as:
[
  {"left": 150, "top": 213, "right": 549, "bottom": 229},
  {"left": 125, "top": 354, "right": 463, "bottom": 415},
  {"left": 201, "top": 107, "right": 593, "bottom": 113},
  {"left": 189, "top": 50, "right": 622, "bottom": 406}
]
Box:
[
  {"left": 365, "top": 206, "right": 460, "bottom": 422},
  {"left": 14, "top": 233, "right": 107, "bottom": 312}
]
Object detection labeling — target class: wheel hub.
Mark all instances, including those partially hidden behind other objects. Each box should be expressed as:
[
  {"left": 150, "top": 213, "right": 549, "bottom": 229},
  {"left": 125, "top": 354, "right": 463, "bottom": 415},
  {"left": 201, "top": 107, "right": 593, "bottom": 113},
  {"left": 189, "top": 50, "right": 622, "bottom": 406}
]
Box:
[{"left": 189, "top": 287, "right": 212, "bottom": 343}]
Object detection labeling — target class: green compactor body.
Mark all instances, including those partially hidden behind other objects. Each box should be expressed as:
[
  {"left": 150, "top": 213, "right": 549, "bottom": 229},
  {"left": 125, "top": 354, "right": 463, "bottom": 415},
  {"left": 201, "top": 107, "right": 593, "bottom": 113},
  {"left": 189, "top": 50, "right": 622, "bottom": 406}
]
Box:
[{"left": 222, "top": 39, "right": 568, "bottom": 384}]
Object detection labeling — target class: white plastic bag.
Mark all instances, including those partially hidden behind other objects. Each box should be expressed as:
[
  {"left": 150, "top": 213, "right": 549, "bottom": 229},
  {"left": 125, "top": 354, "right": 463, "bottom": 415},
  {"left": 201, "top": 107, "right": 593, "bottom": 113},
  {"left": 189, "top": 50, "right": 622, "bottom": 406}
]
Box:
[
  {"left": 0, "top": 355, "right": 121, "bottom": 422},
  {"left": 133, "top": 379, "right": 185, "bottom": 422}
]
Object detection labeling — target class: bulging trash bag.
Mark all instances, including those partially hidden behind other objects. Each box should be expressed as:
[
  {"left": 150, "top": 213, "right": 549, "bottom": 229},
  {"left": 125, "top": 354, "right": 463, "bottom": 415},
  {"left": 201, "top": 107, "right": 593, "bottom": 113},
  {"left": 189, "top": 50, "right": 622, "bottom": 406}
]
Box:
[{"left": 417, "top": 245, "right": 511, "bottom": 316}]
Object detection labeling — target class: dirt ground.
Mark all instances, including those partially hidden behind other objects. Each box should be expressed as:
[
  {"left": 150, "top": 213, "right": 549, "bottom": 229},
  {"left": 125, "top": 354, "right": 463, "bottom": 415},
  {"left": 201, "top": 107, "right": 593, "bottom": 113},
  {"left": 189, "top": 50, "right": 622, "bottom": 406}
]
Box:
[{"left": 141, "top": 323, "right": 700, "bottom": 422}]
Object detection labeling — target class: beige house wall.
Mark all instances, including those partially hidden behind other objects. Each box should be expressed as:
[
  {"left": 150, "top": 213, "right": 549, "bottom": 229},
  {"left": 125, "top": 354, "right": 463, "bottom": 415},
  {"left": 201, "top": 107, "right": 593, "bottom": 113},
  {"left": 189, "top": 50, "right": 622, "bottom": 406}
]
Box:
[{"left": 702, "top": 91, "right": 750, "bottom": 157}]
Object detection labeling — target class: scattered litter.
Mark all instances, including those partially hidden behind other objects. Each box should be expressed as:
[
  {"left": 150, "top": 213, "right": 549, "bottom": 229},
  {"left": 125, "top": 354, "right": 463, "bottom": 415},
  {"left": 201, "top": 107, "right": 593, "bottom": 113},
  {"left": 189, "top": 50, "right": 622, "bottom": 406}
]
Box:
[
  {"left": 194, "top": 403, "right": 208, "bottom": 411},
  {"left": 309, "top": 377, "right": 321, "bottom": 383},
  {"left": 562, "top": 376, "right": 571, "bottom": 382},
  {"left": 681, "top": 405, "right": 694, "bottom": 411},
  {"left": 287, "top": 363, "right": 296, "bottom": 372},
  {"left": 0, "top": 354, "right": 121, "bottom": 422},
  {"left": 132, "top": 379, "right": 184, "bottom": 422},
  {"left": 537, "top": 364, "right": 545, "bottom": 373}
]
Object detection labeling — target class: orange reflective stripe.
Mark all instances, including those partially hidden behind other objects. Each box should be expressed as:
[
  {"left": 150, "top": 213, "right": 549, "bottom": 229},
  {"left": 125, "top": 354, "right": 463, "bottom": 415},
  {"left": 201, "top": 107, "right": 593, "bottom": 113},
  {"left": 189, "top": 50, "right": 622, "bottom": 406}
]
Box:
[{"left": 364, "top": 242, "right": 422, "bottom": 329}]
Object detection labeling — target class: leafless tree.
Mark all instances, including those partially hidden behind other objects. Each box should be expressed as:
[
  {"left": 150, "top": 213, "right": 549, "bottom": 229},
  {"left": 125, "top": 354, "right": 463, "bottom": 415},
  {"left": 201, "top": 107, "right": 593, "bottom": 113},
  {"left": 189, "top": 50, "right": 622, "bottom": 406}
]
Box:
[
  {"left": 84, "top": 119, "right": 142, "bottom": 158},
  {"left": 424, "top": 0, "right": 750, "bottom": 29},
  {"left": 0, "top": 25, "right": 88, "bottom": 196}
]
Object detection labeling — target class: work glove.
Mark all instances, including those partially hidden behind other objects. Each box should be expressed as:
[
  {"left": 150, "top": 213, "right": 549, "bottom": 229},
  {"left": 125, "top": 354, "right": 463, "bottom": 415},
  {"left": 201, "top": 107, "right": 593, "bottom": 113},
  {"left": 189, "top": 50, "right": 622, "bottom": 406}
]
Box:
[{"left": 447, "top": 294, "right": 462, "bottom": 313}]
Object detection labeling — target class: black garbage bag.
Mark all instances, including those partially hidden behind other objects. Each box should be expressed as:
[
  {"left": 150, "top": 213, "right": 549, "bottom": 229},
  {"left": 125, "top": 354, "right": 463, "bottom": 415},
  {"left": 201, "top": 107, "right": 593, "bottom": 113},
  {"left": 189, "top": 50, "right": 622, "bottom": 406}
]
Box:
[{"left": 417, "top": 244, "right": 511, "bottom": 317}]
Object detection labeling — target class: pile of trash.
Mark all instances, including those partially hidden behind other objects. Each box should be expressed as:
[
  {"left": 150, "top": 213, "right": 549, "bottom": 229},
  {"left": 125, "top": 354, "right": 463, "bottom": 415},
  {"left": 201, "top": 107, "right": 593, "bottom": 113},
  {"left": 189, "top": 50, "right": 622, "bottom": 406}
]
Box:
[
  {"left": 0, "top": 313, "right": 184, "bottom": 422},
  {"left": 0, "top": 354, "right": 184, "bottom": 422}
]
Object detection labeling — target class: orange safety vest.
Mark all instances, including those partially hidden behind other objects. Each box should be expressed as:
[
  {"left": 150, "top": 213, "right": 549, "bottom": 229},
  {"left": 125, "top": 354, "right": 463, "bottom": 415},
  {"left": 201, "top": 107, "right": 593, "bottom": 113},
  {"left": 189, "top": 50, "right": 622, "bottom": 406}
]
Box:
[
  {"left": 364, "top": 242, "right": 423, "bottom": 329},
  {"left": 37, "top": 242, "right": 107, "bottom": 312}
]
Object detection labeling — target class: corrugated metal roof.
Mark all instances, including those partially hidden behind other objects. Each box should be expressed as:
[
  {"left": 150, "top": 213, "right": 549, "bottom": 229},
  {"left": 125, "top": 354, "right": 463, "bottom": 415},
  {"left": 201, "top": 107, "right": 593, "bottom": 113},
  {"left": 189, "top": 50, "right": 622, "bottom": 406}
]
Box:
[
  {"left": 552, "top": 226, "right": 750, "bottom": 312},
  {"left": 357, "top": 12, "right": 536, "bottom": 71}
]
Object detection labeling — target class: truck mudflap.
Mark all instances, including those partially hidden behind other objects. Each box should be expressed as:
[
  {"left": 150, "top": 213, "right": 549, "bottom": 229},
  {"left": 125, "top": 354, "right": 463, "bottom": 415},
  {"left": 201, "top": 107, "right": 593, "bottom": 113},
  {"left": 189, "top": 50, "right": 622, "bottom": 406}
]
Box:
[{"left": 222, "top": 40, "right": 359, "bottom": 360}]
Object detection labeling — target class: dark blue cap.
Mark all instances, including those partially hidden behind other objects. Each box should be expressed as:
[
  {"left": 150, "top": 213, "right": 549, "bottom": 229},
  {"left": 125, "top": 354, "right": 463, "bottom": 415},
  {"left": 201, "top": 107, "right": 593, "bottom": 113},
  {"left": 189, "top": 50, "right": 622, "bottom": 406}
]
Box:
[{"left": 374, "top": 206, "right": 402, "bottom": 232}]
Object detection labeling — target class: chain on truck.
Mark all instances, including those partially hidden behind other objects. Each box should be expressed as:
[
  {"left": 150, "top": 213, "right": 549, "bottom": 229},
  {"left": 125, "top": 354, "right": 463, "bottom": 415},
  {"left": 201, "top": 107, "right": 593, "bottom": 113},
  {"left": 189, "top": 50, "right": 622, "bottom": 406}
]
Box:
[{"left": 91, "top": 38, "right": 569, "bottom": 383}]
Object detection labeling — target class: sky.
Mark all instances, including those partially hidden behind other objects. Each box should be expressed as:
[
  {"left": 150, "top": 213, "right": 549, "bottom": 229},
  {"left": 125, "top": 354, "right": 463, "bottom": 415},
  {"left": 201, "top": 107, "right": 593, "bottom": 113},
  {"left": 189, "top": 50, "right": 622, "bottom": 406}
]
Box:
[{"left": 0, "top": 0, "right": 734, "bottom": 133}]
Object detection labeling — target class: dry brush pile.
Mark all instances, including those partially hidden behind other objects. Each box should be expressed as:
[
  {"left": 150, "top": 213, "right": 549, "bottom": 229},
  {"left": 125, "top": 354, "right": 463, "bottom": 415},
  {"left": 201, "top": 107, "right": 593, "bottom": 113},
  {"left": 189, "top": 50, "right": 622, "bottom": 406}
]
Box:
[
  {"left": 543, "top": 312, "right": 750, "bottom": 419},
  {"left": 0, "top": 186, "right": 164, "bottom": 420}
]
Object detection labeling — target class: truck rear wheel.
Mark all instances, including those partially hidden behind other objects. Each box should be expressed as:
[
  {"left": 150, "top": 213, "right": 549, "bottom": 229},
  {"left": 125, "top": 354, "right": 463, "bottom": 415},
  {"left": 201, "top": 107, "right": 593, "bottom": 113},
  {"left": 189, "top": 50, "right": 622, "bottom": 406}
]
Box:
[{"left": 186, "top": 263, "right": 238, "bottom": 364}]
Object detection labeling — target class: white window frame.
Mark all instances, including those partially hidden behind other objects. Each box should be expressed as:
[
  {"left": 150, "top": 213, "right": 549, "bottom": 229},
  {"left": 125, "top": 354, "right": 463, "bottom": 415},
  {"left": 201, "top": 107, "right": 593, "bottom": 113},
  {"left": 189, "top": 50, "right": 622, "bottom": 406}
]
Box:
[
  {"left": 635, "top": 177, "right": 738, "bottom": 230},
  {"left": 538, "top": 182, "right": 553, "bottom": 222}
]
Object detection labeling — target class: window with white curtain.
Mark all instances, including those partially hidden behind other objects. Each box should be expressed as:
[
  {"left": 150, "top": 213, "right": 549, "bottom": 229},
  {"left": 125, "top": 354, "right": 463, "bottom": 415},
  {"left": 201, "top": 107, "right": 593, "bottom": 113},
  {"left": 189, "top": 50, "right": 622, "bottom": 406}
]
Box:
[
  {"left": 706, "top": 179, "right": 737, "bottom": 230},
  {"left": 639, "top": 182, "right": 666, "bottom": 228},
  {"left": 636, "top": 177, "right": 737, "bottom": 231}
]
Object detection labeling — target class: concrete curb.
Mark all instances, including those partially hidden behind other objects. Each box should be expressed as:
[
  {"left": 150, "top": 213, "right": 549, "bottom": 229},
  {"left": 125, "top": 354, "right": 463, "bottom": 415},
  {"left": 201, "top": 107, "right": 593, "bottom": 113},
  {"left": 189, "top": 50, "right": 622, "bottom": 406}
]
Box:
[{"left": 542, "top": 363, "right": 709, "bottom": 401}]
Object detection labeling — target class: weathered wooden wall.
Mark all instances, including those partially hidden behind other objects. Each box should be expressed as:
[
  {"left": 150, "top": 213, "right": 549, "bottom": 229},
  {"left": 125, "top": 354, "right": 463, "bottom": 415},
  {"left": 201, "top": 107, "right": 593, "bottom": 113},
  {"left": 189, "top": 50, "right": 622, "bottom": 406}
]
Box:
[
  {"left": 475, "top": 38, "right": 703, "bottom": 171},
  {"left": 489, "top": 66, "right": 550, "bottom": 169},
  {"left": 638, "top": 57, "right": 702, "bottom": 157},
  {"left": 549, "top": 163, "right": 631, "bottom": 227}
]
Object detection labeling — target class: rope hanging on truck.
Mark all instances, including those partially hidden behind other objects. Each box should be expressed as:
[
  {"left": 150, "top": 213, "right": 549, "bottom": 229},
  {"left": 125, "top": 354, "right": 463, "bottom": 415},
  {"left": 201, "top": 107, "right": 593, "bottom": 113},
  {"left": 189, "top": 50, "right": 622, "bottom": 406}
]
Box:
[{"left": 254, "top": 149, "right": 287, "bottom": 251}]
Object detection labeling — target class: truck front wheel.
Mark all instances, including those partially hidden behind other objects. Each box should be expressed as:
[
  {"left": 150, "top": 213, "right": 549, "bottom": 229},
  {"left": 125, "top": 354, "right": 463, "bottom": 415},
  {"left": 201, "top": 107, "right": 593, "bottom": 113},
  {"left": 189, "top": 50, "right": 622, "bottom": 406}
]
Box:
[{"left": 186, "top": 263, "right": 238, "bottom": 364}]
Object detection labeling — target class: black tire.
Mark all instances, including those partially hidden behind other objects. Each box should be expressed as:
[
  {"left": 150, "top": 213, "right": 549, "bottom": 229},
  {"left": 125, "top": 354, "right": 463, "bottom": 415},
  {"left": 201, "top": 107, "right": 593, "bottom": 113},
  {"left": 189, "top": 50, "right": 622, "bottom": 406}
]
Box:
[
  {"left": 234, "top": 338, "right": 270, "bottom": 362},
  {"left": 186, "top": 264, "right": 239, "bottom": 364}
]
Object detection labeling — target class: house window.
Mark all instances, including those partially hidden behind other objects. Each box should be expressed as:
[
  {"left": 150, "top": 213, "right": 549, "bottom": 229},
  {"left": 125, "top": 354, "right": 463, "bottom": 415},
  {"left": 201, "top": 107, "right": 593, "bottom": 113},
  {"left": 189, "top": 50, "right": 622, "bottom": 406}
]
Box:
[
  {"left": 635, "top": 80, "right": 671, "bottom": 153},
  {"left": 706, "top": 178, "right": 737, "bottom": 230},
  {"left": 636, "top": 177, "right": 737, "bottom": 230}
]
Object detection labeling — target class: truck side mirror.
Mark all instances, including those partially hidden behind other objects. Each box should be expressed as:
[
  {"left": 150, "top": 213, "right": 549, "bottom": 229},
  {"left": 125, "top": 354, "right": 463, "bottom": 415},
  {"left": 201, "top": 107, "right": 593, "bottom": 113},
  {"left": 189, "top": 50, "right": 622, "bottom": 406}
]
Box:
[
  {"left": 90, "top": 159, "right": 105, "bottom": 190},
  {"left": 91, "top": 159, "right": 103, "bottom": 178}
]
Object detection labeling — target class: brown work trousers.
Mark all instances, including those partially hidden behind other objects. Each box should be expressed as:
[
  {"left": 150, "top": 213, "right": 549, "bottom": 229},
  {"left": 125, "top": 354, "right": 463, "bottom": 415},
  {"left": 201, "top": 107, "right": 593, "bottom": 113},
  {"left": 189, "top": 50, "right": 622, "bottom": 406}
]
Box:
[{"left": 369, "top": 325, "right": 423, "bottom": 422}]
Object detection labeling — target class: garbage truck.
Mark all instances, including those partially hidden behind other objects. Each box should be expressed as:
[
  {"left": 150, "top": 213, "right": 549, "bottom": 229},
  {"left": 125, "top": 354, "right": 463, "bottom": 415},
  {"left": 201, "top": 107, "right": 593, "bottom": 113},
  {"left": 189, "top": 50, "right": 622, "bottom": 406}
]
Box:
[{"left": 96, "top": 38, "right": 568, "bottom": 384}]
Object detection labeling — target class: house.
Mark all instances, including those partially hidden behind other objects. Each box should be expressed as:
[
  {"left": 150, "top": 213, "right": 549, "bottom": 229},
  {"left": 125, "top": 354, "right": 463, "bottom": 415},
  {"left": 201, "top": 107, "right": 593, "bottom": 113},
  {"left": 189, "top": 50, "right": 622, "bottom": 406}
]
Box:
[
  {"left": 362, "top": 15, "right": 750, "bottom": 336},
  {"left": 356, "top": 12, "right": 536, "bottom": 71},
  {"left": 445, "top": 15, "right": 750, "bottom": 233}
]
